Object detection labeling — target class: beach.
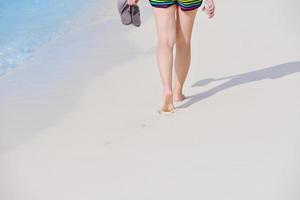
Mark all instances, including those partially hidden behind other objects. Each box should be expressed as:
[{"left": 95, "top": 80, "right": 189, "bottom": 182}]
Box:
[{"left": 1, "top": 0, "right": 300, "bottom": 199}]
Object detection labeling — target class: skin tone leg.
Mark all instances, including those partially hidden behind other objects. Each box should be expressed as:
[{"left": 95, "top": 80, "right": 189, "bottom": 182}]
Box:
[
  {"left": 173, "top": 7, "right": 198, "bottom": 102},
  {"left": 148, "top": 0, "right": 215, "bottom": 113},
  {"left": 152, "top": 5, "right": 177, "bottom": 113}
]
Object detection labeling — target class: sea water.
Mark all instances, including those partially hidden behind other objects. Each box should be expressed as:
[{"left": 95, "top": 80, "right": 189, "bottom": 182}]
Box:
[{"left": 0, "top": 0, "right": 107, "bottom": 76}]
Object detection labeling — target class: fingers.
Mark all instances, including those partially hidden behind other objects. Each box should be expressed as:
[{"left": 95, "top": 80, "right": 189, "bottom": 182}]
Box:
[
  {"left": 203, "top": 0, "right": 215, "bottom": 18},
  {"left": 207, "top": 9, "right": 214, "bottom": 18},
  {"left": 205, "top": 1, "right": 213, "bottom": 9},
  {"left": 208, "top": 12, "right": 214, "bottom": 18},
  {"left": 206, "top": 7, "right": 214, "bottom": 17},
  {"left": 127, "top": 0, "right": 138, "bottom": 5}
]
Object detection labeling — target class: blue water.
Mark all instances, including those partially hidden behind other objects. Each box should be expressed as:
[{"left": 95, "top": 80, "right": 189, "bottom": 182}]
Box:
[{"left": 0, "top": 0, "right": 101, "bottom": 76}]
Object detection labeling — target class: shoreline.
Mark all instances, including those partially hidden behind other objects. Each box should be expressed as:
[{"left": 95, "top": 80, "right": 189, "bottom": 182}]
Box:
[{"left": 0, "top": 1, "right": 154, "bottom": 149}]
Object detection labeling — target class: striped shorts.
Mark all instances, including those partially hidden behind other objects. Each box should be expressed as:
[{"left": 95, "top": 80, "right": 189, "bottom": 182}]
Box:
[{"left": 149, "top": 0, "right": 203, "bottom": 11}]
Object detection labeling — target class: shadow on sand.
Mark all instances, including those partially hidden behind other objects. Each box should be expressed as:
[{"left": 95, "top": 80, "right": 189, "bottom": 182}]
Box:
[{"left": 176, "top": 61, "right": 300, "bottom": 109}]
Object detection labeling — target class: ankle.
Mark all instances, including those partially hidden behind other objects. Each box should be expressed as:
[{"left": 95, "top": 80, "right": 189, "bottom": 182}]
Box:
[
  {"left": 163, "top": 89, "right": 173, "bottom": 96},
  {"left": 173, "top": 85, "right": 183, "bottom": 94}
]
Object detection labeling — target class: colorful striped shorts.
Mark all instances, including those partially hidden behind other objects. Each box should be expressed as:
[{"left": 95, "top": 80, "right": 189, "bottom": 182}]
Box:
[{"left": 149, "top": 0, "right": 203, "bottom": 11}]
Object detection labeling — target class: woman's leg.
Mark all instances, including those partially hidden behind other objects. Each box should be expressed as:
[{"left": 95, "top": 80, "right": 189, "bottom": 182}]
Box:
[
  {"left": 152, "top": 5, "right": 177, "bottom": 112},
  {"left": 173, "top": 7, "right": 198, "bottom": 101}
]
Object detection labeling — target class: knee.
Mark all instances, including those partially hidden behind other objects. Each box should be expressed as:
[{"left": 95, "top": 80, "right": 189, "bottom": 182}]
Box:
[
  {"left": 176, "top": 37, "right": 191, "bottom": 49},
  {"left": 158, "top": 37, "right": 176, "bottom": 49}
]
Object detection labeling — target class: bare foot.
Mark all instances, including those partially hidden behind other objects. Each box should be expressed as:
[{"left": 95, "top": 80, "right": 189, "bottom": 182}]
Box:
[
  {"left": 159, "top": 92, "right": 175, "bottom": 114},
  {"left": 173, "top": 93, "right": 186, "bottom": 102}
]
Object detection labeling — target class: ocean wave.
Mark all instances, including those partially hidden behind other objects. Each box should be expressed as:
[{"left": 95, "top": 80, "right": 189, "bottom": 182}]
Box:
[{"left": 0, "top": 0, "right": 102, "bottom": 76}]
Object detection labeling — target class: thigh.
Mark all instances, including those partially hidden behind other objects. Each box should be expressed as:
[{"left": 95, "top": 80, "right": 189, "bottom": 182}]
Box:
[
  {"left": 176, "top": 6, "right": 198, "bottom": 43},
  {"left": 152, "top": 4, "right": 177, "bottom": 45}
]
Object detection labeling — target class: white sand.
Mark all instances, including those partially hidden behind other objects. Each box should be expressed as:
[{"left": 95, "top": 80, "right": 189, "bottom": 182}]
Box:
[{"left": 1, "top": 0, "right": 300, "bottom": 199}]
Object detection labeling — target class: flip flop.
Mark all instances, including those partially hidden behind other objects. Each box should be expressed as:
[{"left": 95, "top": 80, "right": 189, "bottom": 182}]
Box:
[
  {"left": 131, "top": 5, "right": 141, "bottom": 27},
  {"left": 117, "top": 0, "right": 132, "bottom": 25}
]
